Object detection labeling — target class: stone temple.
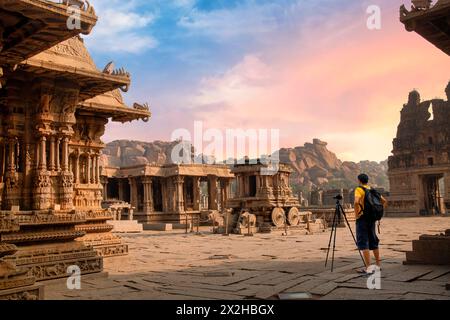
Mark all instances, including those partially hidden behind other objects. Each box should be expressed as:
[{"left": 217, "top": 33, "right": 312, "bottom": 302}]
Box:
[
  {"left": 395, "top": 0, "right": 450, "bottom": 266},
  {"left": 0, "top": 0, "right": 150, "bottom": 299},
  {"left": 387, "top": 83, "right": 450, "bottom": 217}
]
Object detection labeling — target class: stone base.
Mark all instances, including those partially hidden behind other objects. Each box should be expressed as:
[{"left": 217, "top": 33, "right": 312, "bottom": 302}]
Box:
[
  {"left": 0, "top": 284, "right": 44, "bottom": 300},
  {"left": 6, "top": 242, "right": 103, "bottom": 282},
  {"left": 92, "top": 243, "right": 128, "bottom": 258},
  {"left": 234, "top": 226, "right": 258, "bottom": 235},
  {"left": 143, "top": 223, "right": 173, "bottom": 231},
  {"left": 404, "top": 230, "right": 450, "bottom": 265},
  {"left": 135, "top": 212, "right": 199, "bottom": 225},
  {"left": 109, "top": 221, "right": 143, "bottom": 233},
  {"left": 78, "top": 233, "right": 129, "bottom": 258}
]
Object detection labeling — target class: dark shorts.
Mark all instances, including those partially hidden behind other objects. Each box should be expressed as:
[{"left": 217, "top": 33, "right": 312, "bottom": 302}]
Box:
[{"left": 356, "top": 217, "right": 379, "bottom": 250}]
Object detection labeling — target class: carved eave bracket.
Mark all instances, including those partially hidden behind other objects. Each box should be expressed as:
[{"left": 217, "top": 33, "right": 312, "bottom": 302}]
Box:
[{"left": 400, "top": 0, "right": 450, "bottom": 55}]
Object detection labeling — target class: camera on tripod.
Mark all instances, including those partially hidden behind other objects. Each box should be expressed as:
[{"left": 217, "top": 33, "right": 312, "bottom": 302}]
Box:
[{"left": 333, "top": 194, "right": 343, "bottom": 201}]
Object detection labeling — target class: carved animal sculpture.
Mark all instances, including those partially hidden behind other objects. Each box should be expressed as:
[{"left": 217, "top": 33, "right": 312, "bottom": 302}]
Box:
[
  {"left": 237, "top": 211, "right": 256, "bottom": 229},
  {"left": 103, "top": 61, "right": 115, "bottom": 74},
  {"left": 207, "top": 211, "right": 224, "bottom": 227}
]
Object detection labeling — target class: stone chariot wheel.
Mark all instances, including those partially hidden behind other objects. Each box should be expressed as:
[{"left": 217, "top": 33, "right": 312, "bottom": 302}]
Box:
[
  {"left": 271, "top": 207, "right": 286, "bottom": 227},
  {"left": 287, "top": 207, "right": 300, "bottom": 226}
]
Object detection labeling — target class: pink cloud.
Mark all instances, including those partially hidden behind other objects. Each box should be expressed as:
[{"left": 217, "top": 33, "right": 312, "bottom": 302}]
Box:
[{"left": 187, "top": 4, "right": 450, "bottom": 162}]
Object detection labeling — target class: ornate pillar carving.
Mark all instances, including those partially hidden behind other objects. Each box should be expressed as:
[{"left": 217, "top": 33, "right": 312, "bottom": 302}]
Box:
[
  {"left": 74, "top": 152, "right": 80, "bottom": 184},
  {"left": 220, "top": 179, "right": 230, "bottom": 210},
  {"left": 55, "top": 138, "right": 61, "bottom": 171},
  {"left": 0, "top": 142, "right": 5, "bottom": 183},
  {"left": 142, "top": 177, "right": 153, "bottom": 213},
  {"left": 129, "top": 177, "right": 138, "bottom": 209},
  {"left": 193, "top": 177, "right": 200, "bottom": 211},
  {"left": 175, "top": 176, "right": 185, "bottom": 213},
  {"left": 208, "top": 176, "right": 219, "bottom": 210},
  {"left": 49, "top": 136, "right": 55, "bottom": 171},
  {"left": 87, "top": 154, "right": 92, "bottom": 185},
  {"left": 100, "top": 176, "right": 108, "bottom": 201},
  {"left": 4, "top": 138, "right": 20, "bottom": 209},
  {"left": 95, "top": 154, "right": 100, "bottom": 184},
  {"left": 59, "top": 137, "right": 73, "bottom": 210}
]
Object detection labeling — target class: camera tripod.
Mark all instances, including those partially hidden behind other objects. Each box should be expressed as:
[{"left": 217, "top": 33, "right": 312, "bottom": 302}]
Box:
[{"left": 325, "top": 197, "right": 367, "bottom": 272}]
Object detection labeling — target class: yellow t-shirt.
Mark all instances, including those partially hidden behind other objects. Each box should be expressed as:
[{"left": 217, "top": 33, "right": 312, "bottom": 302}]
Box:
[{"left": 354, "top": 185, "right": 370, "bottom": 220}]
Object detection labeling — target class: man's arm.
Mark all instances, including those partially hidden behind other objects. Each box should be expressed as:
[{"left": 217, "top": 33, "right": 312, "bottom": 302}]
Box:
[
  {"left": 381, "top": 196, "right": 388, "bottom": 208},
  {"left": 354, "top": 188, "right": 364, "bottom": 219}
]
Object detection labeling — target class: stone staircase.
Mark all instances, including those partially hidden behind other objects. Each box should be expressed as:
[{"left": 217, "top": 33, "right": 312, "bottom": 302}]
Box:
[{"left": 404, "top": 229, "right": 450, "bottom": 265}]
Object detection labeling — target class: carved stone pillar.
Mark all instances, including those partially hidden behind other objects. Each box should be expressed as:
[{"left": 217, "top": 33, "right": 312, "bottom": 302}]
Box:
[
  {"left": 129, "top": 177, "right": 138, "bottom": 209},
  {"left": 175, "top": 176, "right": 185, "bottom": 213},
  {"left": 220, "top": 179, "right": 230, "bottom": 210},
  {"left": 4, "top": 138, "right": 20, "bottom": 209},
  {"left": 49, "top": 136, "right": 55, "bottom": 171},
  {"left": 118, "top": 179, "right": 125, "bottom": 201},
  {"left": 0, "top": 142, "right": 5, "bottom": 183},
  {"left": 39, "top": 136, "right": 47, "bottom": 171},
  {"left": 33, "top": 169, "right": 51, "bottom": 210},
  {"left": 161, "top": 179, "right": 168, "bottom": 213},
  {"left": 59, "top": 171, "right": 74, "bottom": 210},
  {"left": 87, "top": 154, "right": 92, "bottom": 185},
  {"left": 59, "top": 137, "right": 73, "bottom": 210},
  {"left": 193, "top": 177, "right": 200, "bottom": 211},
  {"left": 208, "top": 176, "right": 219, "bottom": 210},
  {"left": 101, "top": 176, "right": 108, "bottom": 201},
  {"left": 142, "top": 177, "right": 153, "bottom": 213},
  {"left": 74, "top": 152, "right": 80, "bottom": 184},
  {"left": 55, "top": 138, "right": 61, "bottom": 171},
  {"left": 61, "top": 137, "right": 69, "bottom": 172},
  {"left": 95, "top": 154, "right": 100, "bottom": 184}
]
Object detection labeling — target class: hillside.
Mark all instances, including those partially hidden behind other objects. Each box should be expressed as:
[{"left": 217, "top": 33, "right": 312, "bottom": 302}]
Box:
[{"left": 101, "top": 139, "right": 389, "bottom": 192}]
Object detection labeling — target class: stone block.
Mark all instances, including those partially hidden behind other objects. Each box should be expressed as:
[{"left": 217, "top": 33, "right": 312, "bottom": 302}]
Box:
[
  {"left": 109, "top": 221, "right": 143, "bottom": 233},
  {"left": 143, "top": 223, "right": 173, "bottom": 231}
]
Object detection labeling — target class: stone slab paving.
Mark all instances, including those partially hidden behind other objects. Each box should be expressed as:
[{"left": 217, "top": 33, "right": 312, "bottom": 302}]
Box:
[{"left": 44, "top": 217, "right": 450, "bottom": 300}]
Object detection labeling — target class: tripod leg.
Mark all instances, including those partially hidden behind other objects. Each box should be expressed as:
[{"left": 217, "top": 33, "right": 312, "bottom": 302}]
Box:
[
  {"left": 325, "top": 209, "right": 337, "bottom": 267},
  {"left": 331, "top": 215, "right": 338, "bottom": 272},
  {"left": 339, "top": 204, "right": 367, "bottom": 268}
]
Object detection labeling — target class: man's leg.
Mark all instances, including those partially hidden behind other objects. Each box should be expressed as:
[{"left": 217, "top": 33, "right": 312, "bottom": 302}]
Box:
[
  {"left": 362, "top": 249, "right": 371, "bottom": 268},
  {"left": 373, "top": 249, "right": 381, "bottom": 267}
]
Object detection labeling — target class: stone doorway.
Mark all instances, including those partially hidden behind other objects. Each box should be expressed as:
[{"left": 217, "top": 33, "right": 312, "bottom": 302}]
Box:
[{"left": 422, "top": 174, "right": 446, "bottom": 215}]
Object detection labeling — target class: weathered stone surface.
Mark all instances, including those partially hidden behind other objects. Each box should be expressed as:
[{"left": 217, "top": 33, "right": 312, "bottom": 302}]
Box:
[{"left": 41, "top": 217, "right": 450, "bottom": 300}]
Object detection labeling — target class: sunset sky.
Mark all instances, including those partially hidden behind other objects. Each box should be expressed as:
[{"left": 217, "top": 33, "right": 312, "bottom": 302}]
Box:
[{"left": 86, "top": 0, "right": 450, "bottom": 162}]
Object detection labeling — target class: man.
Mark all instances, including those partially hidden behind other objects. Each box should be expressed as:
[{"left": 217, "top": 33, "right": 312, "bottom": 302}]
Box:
[{"left": 354, "top": 174, "right": 387, "bottom": 273}]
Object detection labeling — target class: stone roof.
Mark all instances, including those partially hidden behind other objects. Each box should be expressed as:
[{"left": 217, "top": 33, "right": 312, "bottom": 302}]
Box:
[
  {"left": 0, "top": 0, "right": 97, "bottom": 66},
  {"left": 79, "top": 89, "right": 151, "bottom": 123},
  {"left": 19, "top": 36, "right": 132, "bottom": 101},
  {"left": 102, "top": 164, "right": 234, "bottom": 179}
]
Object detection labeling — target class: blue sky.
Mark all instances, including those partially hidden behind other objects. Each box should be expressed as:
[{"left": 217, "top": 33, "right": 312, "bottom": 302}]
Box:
[{"left": 85, "top": 0, "right": 450, "bottom": 162}]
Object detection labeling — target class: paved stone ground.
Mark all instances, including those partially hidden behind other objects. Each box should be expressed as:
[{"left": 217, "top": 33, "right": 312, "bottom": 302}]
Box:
[{"left": 45, "top": 217, "right": 450, "bottom": 300}]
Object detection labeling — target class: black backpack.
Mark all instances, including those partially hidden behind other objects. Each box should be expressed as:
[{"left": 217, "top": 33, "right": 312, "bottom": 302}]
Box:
[{"left": 360, "top": 187, "right": 384, "bottom": 221}]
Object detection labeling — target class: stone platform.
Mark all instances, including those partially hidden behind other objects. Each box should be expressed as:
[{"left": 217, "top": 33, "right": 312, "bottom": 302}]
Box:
[
  {"left": 44, "top": 217, "right": 450, "bottom": 300},
  {"left": 110, "top": 221, "right": 143, "bottom": 233}
]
